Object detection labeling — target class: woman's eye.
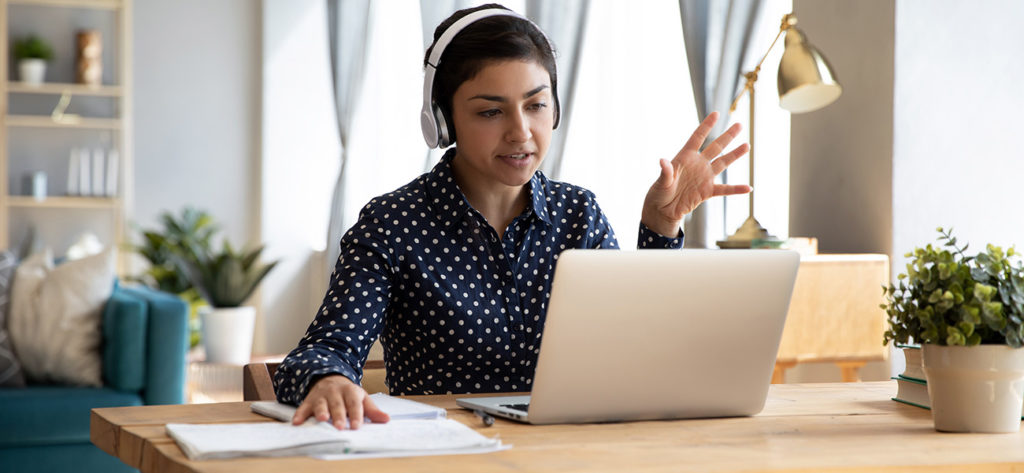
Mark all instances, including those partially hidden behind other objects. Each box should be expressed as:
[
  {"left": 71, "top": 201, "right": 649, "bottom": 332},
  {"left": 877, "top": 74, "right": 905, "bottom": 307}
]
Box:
[
  {"left": 528, "top": 102, "right": 548, "bottom": 111},
  {"left": 479, "top": 109, "right": 501, "bottom": 118}
]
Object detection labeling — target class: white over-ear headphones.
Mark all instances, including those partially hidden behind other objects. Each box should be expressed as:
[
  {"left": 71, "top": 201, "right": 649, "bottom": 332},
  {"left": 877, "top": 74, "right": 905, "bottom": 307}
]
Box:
[{"left": 420, "top": 8, "right": 559, "bottom": 149}]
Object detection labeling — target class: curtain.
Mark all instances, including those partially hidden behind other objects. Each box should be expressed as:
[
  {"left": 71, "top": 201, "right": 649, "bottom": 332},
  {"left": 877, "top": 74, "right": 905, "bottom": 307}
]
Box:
[
  {"left": 419, "top": 0, "right": 476, "bottom": 172},
  {"left": 325, "top": 0, "right": 374, "bottom": 275},
  {"left": 678, "top": 0, "right": 764, "bottom": 247},
  {"left": 526, "top": 0, "right": 590, "bottom": 180}
]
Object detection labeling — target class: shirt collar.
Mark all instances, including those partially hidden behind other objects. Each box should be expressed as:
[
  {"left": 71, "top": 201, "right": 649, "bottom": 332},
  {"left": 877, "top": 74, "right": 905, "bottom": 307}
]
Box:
[{"left": 425, "top": 148, "right": 553, "bottom": 230}]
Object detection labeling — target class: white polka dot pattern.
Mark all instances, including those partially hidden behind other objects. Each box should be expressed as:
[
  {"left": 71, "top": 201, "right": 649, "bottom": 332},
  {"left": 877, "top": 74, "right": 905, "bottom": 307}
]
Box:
[{"left": 274, "top": 149, "right": 683, "bottom": 403}]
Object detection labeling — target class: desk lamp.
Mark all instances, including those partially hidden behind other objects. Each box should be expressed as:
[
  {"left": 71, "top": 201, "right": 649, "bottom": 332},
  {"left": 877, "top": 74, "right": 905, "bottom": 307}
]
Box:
[{"left": 717, "top": 13, "right": 841, "bottom": 249}]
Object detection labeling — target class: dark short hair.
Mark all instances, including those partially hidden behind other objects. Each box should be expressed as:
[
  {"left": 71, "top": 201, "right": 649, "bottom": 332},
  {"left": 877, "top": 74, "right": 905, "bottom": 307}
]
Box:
[{"left": 424, "top": 4, "right": 558, "bottom": 134}]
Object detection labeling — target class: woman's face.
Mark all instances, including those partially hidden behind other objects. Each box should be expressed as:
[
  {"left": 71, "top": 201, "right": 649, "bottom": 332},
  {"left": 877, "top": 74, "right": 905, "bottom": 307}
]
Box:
[{"left": 450, "top": 59, "right": 554, "bottom": 192}]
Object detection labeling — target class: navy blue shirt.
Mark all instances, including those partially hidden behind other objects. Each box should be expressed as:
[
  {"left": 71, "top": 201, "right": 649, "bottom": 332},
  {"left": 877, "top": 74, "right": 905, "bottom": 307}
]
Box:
[{"left": 274, "top": 149, "right": 683, "bottom": 403}]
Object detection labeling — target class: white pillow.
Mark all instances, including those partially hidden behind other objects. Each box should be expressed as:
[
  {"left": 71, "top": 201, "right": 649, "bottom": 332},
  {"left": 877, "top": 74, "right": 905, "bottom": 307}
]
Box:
[{"left": 8, "top": 248, "right": 115, "bottom": 386}]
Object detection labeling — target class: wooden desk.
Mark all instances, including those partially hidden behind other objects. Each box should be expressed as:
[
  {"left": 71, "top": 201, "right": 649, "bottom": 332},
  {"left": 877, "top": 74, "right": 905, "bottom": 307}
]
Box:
[{"left": 91, "top": 382, "right": 1024, "bottom": 473}]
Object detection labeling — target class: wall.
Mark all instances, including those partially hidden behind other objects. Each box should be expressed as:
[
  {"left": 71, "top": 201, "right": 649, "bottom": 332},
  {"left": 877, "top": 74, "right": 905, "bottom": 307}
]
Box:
[
  {"left": 133, "top": 0, "right": 260, "bottom": 251},
  {"left": 787, "top": 0, "right": 894, "bottom": 382},
  {"left": 789, "top": 0, "right": 894, "bottom": 256},
  {"left": 891, "top": 0, "right": 1024, "bottom": 272}
]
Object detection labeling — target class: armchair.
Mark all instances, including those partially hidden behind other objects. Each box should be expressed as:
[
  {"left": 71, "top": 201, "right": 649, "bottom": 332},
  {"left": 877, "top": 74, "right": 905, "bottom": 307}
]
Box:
[{"left": 0, "top": 284, "right": 189, "bottom": 473}]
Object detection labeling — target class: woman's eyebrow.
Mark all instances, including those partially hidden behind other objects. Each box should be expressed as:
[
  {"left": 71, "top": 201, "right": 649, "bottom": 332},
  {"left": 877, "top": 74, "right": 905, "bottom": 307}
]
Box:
[{"left": 469, "top": 85, "right": 550, "bottom": 102}]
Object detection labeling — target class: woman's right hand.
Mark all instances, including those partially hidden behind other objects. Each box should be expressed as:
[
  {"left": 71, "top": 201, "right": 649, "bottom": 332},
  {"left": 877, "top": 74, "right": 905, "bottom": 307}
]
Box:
[{"left": 291, "top": 374, "right": 390, "bottom": 429}]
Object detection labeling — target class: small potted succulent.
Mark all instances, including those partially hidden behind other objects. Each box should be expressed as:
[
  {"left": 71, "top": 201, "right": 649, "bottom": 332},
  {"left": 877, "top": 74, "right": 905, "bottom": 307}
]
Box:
[
  {"left": 883, "top": 227, "right": 1024, "bottom": 433},
  {"left": 175, "top": 240, "right": 278, "bottom": 365},
  {"left": 12, "top": 35, "right": 54, "bottom": 85}
]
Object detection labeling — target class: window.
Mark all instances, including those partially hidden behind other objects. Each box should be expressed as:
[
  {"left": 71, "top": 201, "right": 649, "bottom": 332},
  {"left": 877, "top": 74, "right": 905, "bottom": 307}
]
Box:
[{"left": 283, "top": 0, "right": 791, "bottom": 249}]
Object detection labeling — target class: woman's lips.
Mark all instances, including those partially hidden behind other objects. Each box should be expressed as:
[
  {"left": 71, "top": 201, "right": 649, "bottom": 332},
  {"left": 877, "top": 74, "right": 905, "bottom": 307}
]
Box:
[{"left": 497, "top": 152, "right": 534, "bottom": 168}]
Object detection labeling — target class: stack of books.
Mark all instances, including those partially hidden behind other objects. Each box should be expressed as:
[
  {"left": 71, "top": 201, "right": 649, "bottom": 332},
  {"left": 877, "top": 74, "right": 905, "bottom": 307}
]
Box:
[
  {"left": 891, "top": 345, "right": 929, "bottom": 408},
  {"left": 892, "top": 345, "right": 1024, "bottom": 418}
]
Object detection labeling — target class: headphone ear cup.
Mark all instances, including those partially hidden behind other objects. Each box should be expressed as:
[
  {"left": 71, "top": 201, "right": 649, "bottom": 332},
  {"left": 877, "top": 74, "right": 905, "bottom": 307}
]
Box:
[{"left": 434, "top": 103, "right": 455, "bottom": 148}]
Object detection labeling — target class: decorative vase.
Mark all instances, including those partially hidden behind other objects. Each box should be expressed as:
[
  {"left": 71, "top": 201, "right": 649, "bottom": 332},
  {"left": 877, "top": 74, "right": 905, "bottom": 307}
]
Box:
[
  {"left": 18, "top": 58, "right": 46, "bottom": 85},
  {"left": 199, "top": 306, "right": 255, "bottom": 365},
  {"left": 76, "top": 29, "right": 102, "bottom": 86},
  {"left": 922, "top": 344, "right": 1024, "bottom": 433}
]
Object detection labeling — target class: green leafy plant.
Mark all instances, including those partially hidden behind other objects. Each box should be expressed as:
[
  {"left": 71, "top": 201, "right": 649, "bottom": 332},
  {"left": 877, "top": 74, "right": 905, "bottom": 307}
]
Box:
[
  {"left": 130, "top": 208, "right": 217, "bottom": 348},
  {"left": 132, "top": 207, "right": 217, "bottom": 294},
  {"left": 883, "top": 227, "right": 1024, "bottom": 348},
  {"left": 12, "top": 35, "right": 54, "bottom": 61},
  {"left": 175, "top": 241, "right": 278, "bottom": 308}
]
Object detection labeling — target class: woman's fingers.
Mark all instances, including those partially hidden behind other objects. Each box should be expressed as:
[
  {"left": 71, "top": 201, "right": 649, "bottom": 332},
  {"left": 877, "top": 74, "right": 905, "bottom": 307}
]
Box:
[
  {"left": 329, "top": 393, "right": 350, "bottom": 429},
  {"left": 343, "top": 389, "right": 364, "bottom": 429},
  {"left": 292, "top": 399, "right": 313, "bottom": 425},
  {"left": 713, "top": 183, "right": 752, "bottom": 197},
  {"left": 710, "top": 143, "right": 750, "bottom": 175},
  {"left": 681, "top": 112, "right": 720, "bottom": 154},
  {"left": 364, "top": 395, "right": 391, "bottom": 423},
  {"left": 700, "top": 122, "right": 742, "bottom": 160},
  {"left": 314, "top": 397, "right": 333, "bottom": 422}
]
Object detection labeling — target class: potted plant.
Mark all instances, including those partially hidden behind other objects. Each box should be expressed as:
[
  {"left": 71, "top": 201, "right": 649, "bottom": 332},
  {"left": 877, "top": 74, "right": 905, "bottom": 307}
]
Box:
[
  {"left": 175, "top": 240, "right": 278, "bottom": 365},
  {"left": 130, "top": 207, "right": 217, "bottom": 349},
  {"left": 883, "top": 227, "right": 1024, "bottom": 433},
  {"left": 12, "top": 35, "right": 54, "bottom": 85}
]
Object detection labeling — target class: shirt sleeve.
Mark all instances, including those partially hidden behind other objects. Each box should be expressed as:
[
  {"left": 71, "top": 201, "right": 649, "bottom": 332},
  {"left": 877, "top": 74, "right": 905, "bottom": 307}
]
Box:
[
  {"left": 273, "top": 212, "right": 393, "bottom": 405},
  {"left": 637, "top": 222, "right": 684, "bottom": 249}
]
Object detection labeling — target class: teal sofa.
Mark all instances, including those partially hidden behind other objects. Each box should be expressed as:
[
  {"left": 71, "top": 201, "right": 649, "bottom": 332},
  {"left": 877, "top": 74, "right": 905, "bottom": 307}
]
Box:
[{"left": 0, "top": 285, "right": 189, "bottom": 473}]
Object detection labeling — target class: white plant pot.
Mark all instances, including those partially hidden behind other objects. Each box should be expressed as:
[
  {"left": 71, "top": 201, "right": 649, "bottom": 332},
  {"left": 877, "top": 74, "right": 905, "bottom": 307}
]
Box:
[
  {"left": 922, "top": 344, "right": 1024, "bottom": 433},
  {"left": 18, "top": 59, "right": 47, "bottom": 85},
  {"left": 200, "top": 306, "right": 255, "bottom": 365}
]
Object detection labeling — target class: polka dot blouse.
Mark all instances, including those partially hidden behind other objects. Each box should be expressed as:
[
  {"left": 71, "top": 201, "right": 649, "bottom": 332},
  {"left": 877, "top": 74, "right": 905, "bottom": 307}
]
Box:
[{"left": 274, "top": 149, "right": 683, "bottom": 403}]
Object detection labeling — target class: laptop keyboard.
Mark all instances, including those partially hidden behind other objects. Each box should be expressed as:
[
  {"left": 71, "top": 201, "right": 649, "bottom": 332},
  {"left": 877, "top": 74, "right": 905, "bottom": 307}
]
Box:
[{"left": 500, "top": 403, "right": 530, "bottom": 412}]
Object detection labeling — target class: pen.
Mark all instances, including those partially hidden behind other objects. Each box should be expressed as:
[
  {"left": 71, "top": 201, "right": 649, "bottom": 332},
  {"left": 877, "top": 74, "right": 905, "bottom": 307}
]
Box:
[{"left": 473, "top": 409, "right": 495, "bottom": 427}]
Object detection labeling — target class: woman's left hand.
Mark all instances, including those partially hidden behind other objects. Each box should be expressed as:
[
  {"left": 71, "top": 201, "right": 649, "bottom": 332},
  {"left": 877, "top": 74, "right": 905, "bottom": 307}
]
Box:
[{"left": 641, "top": 112, "right": 751, "bottom": 237}]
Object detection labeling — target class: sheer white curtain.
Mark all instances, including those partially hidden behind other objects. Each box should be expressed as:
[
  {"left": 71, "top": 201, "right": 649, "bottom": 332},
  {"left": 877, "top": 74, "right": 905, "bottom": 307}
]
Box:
[
  {"left": 325, "top": 0, "right": 374, "bottom": 275},
  {"left": 526, "top": 0, "right": 591, "bottom": 180},
  {"left": 678, "top": 0, "right": 765, "bottom": 247},
  {"left": 558, "top": 1, "right": 697, "bottom": 250}
]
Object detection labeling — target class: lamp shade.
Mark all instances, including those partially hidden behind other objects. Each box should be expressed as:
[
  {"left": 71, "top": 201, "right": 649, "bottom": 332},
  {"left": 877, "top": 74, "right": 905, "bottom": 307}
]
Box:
[{"left": 777, "top": 27, "right": 841, "bottom": 113}]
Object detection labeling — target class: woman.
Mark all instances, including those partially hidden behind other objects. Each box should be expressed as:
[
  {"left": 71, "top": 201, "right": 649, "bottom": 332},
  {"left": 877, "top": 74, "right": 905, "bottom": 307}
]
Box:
[{"left": 274, "top": 4, "right": 750, "bottom": 429}]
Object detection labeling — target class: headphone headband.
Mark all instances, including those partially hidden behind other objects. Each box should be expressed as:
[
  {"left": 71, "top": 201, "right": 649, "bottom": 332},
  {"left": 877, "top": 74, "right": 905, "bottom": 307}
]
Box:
[
  {"left": 427, "top": 9, "right": 522, "bottom": 68},
  {"left": 420, "top": 8, "right": 559, "bottom": 149}
]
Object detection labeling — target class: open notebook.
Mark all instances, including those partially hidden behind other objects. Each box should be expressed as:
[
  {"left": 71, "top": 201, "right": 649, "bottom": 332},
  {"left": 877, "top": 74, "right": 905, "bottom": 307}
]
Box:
[{"left": 166, "top": 394, "right": 506, "bottom": 460}]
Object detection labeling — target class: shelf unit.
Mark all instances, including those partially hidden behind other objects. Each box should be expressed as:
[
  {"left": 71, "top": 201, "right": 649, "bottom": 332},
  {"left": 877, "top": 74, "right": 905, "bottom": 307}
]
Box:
[{"left": 1, "top": 0, "right": 133, "bottom": 273}]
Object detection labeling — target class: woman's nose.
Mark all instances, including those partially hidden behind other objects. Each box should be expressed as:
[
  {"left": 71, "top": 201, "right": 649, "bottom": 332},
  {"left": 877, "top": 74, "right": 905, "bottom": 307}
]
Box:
[{"left": 505, "top": 110, "right": 531, "bottom": 142}]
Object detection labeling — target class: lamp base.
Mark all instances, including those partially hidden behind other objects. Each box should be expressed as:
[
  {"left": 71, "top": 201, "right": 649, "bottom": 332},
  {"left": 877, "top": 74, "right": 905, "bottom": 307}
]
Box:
[{"left": 716, "top": 216, "right": 776, "bottom": 249}]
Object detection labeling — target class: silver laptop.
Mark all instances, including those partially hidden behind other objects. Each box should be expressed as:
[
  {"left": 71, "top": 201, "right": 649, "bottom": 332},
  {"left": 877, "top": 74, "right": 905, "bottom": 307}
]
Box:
[{"left": 456, "top": 249, "right": 800, "bottom": 424}]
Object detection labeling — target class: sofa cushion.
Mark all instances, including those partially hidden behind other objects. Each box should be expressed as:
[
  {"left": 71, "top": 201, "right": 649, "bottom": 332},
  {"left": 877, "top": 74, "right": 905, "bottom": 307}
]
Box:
[
  {"left": 102, "top": 287, "right": 148, "bottom": 392},
  {"left": 0, "top": 385, "right": 141, "bottom": 447},
  {"left": 8, "top": 249, "right": 116, "bottom": 386}
]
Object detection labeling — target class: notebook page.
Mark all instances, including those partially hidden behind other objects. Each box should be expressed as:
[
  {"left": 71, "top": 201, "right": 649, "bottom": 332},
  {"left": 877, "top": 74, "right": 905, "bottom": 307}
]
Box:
[
  {"left": 333, "top": 419, "right": 499, "bottom": 452},
  {"left": 166, "top": 422, "right": 344, "bottom": 460},
  {"left": 167, "top": 419, "right": 500, "bottom": 461}
]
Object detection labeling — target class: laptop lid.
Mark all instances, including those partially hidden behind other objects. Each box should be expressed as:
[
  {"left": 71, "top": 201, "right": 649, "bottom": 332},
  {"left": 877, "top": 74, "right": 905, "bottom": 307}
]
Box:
[{"left": 458, "top": 249, "right": 799, "bottom": 425}]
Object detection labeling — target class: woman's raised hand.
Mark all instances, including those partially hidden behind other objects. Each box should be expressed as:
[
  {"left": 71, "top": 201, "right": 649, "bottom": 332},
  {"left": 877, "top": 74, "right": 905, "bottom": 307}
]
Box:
[{"left": 640, "top": 112, "right": 752, "bottom": 237}]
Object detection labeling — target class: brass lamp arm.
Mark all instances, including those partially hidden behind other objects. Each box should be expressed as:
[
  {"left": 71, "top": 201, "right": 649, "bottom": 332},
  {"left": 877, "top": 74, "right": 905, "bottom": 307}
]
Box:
[{"left": 729, "top": 13, "right": 796, "bottom": 113}]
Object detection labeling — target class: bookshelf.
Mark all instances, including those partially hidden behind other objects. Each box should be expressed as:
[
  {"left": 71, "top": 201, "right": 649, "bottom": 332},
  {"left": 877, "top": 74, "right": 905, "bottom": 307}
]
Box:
[{"left": 0, "top": 0, "right": 133, "bottom": 274}]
